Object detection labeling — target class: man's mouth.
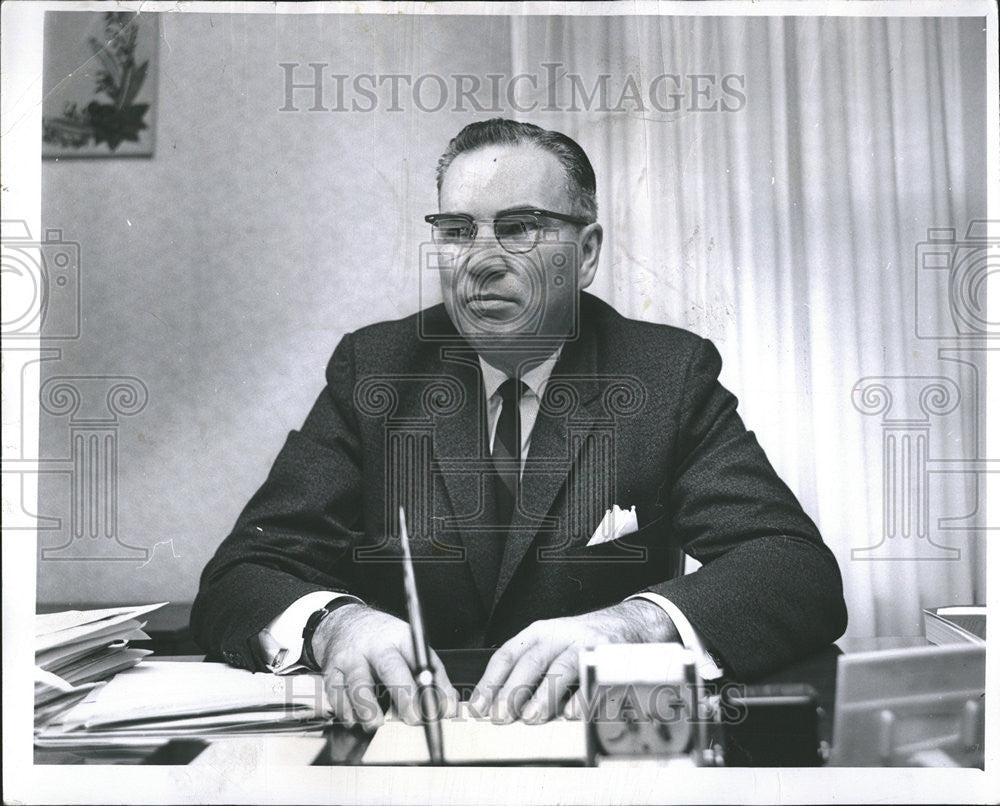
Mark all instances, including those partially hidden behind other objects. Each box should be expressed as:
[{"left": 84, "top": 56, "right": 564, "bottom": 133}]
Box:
[
  {"left": 464, "top": 293, "right": 523, "bottom": 321},
  {"left": 453, "top": 256, "right": 527, "bottom": 321},
  {"left": 471, "top": 292, "right": 516, "bottom": 303}
]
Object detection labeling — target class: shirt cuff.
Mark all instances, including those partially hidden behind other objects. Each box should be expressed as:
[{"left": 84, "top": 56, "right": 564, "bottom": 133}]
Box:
[
  {"left": 259, "top": 591, "right": 362, "bottom": 674},
  {"left": 626, "top": 591, "right": 725, "bottom": 680}
]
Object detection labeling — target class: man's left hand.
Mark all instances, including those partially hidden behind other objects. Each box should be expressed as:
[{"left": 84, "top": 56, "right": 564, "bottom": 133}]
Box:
[{"left": 469, "top": 599, "right": 679, "bottom": 724}]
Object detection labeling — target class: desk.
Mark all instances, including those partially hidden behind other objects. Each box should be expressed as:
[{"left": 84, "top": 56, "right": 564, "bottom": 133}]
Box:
[{"left": 34, "top": 637, "right": 927, "bottom": 766}]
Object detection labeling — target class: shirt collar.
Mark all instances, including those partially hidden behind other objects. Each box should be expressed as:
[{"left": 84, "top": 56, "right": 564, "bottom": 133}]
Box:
[{"left": 478, "top": 346, "right": 563, "bottom": 401}]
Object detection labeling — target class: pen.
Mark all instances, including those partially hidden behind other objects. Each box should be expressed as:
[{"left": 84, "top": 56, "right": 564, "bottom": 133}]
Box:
[{"left": 398, "top": 506, "right": 445, "bottom": 765}]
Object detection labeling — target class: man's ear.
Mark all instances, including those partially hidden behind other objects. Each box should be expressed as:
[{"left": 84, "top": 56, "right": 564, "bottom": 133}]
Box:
[{"left": 576, "top": 222, "right": 603, "bottom": 290}]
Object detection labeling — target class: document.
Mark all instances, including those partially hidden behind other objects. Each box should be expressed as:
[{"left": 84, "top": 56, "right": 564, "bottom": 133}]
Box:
[
  {"left": 38, "top": 661, "right": 330, "bottom": 746},
  {"left": 922, "top": 605, "right": 986, "bottom": 645},
  {"left": 36, "top": 627, "right": 149, "bottom": 671},
  {"left": 362, "top": 702, "right": 587, "bottom": 765},
  {"left": 34, "top": 603, "right": 163, "bottom": 729},
  {"left": 35, "top": 603, "right": 165, "bottom": 652}
]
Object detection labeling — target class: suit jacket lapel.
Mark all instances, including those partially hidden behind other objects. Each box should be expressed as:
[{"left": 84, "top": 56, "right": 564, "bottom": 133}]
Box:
[{"left": 430, "top": 347, "right": 500, "bottom": 610}]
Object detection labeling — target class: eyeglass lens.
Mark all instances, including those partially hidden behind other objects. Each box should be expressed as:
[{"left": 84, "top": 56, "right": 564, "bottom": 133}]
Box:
[{"left": 431, "top": 215, "right": 539, "bottom": 253}]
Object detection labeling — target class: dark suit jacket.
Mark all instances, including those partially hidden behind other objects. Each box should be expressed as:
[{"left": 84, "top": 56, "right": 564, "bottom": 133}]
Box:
[{"left": 191, "top": 293, "right": 847, "bottom": 680}]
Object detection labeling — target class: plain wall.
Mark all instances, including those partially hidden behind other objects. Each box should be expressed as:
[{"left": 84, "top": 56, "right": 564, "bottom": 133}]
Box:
[{"left": 38, "top": 12, "right": 513, "bottom": 603}]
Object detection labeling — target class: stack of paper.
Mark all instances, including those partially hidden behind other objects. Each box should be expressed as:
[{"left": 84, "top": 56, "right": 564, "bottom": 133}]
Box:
[
  {"left": 36, "top": 661, "right": 331, "bottom": 750},
  {"left": 34, "top": 603, "right": 164, "bottom": 729},
  {"left": 923, "top": 605, "right": 986, "bottom": 646}
]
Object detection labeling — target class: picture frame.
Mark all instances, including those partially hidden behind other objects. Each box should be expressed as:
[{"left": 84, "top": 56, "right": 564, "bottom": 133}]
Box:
[{"left": 42, "top": 11, "right": 158, "bottom": 159}]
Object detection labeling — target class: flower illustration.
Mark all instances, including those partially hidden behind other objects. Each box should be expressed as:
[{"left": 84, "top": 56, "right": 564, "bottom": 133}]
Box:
[{"left": 43, "top": 13, "right": 151, "bottom": 152}]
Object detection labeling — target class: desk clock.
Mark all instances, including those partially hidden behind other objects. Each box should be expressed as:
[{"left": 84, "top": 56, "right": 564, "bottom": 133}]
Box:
[{"left": 579, "top": 643, "right": 706, "bottom": 765}]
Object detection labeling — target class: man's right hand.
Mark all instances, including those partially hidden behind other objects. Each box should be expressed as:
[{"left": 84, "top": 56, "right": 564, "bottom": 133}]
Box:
[{"left": 310, "top": 603, "right": 459, "bottom": 732}]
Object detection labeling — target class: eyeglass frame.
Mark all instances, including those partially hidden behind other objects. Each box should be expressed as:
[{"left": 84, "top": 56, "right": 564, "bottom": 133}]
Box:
[{"left": 424, "top": 207, "right": 594, "bottom": 254}]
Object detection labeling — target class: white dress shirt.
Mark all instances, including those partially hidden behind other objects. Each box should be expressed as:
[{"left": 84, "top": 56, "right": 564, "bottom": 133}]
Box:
[
  {"left": 479, "top": 349, "right": 561, "bottom": 469},
  {"left": 260, "top": 350, "right": 723, "bottom": 679}
]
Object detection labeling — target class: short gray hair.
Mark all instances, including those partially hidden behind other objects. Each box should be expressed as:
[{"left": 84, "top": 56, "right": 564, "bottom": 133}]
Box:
[{"left": 436, "top": 118, "right": 598, "bottom": 221}]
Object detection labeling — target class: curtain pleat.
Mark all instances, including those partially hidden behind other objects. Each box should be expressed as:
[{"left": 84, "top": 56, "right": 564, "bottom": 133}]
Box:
[{"left": 509, "top": 14, "right": 986, "bottom": 637}]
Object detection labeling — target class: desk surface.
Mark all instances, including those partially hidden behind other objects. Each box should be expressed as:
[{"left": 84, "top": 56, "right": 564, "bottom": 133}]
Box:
[{"left": 34, "top": 636, "right": 927, "bottom": 766}]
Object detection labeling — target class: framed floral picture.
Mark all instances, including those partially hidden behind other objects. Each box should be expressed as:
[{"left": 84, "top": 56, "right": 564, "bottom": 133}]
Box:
[{"left": 42, "top": 11, "right": 158, "bottom": 158}]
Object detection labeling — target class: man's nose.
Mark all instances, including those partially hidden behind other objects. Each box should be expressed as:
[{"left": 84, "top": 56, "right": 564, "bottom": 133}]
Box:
[
  {"left": 468, "top": 220, "right": 504, "bottom": 251},
  {"left": 461, "top": 222, "right": 511, "bottom": 272}
]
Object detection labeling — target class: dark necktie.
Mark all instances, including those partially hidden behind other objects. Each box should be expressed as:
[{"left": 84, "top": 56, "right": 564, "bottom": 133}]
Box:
[
  {"left": 477, "top": 378, "right": 524, "bottom": 601},
  {"left": 492, "top": 378, "right": 525, "bottom": 525}
]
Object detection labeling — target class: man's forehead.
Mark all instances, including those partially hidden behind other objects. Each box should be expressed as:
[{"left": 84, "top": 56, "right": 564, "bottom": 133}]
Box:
[{"left": 438, "top": 144, "right": 571, "bottom": 215}]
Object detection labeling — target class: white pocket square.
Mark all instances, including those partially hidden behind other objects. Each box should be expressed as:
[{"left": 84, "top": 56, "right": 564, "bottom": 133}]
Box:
[{"left": 586, "top": 505, "right": 639, "bottom": 547}]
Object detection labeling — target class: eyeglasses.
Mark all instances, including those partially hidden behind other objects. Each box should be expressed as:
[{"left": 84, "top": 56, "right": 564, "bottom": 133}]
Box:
[{"left": 424, "top": 208, "right": 592, "bottom": 254}]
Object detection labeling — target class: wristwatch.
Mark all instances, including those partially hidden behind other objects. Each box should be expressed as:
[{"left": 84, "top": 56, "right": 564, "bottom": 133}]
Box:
[{"left": 301, "top": 597, "right": 362, "bottom": 670}]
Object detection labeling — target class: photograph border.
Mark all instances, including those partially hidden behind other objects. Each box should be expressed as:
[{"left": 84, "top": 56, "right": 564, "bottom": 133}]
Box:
[{"left": 2, "top": 2, "right": 997, "bottom": 804}]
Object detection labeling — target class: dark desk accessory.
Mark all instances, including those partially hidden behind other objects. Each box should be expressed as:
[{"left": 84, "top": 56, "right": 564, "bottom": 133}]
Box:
[
  {"left": 437, "top": 648, "right": 494, "bottom": 701},
  {"left": 720, "top": 683, "right": 822, "bottom": 766},
  {"left": 141, "top": 739, "right": 208, "bottom": 765}
]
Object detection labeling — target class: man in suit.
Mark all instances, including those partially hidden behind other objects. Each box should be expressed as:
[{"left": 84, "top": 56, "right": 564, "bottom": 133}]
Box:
[{"left": 191, "top": 119, "right": 847, "bottom": 731}]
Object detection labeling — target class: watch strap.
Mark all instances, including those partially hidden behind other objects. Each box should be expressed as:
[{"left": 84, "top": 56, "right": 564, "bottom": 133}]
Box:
[{"left": 301, "top": 596, "right": 362, "bottom": 670}]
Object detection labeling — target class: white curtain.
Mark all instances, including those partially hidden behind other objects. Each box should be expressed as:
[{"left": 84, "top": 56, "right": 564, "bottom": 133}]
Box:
[{"left": 510, "top": 14, "right": 987, "bottom": 637}]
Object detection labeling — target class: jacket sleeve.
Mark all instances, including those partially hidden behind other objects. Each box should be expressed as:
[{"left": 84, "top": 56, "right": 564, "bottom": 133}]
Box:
[
  {"left": 190, "top": 332, "right": 368, "bottom": 670},
  {"left": 646, "top": 337, "right": 848, "bottom": 680}
]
